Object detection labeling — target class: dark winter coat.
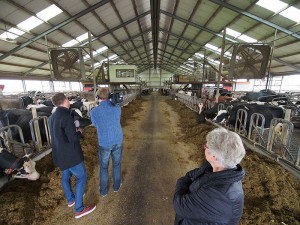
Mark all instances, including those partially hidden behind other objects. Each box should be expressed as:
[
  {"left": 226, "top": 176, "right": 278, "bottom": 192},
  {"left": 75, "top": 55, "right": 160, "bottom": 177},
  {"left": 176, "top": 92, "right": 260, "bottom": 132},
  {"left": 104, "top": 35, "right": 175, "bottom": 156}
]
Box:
[
  {"left": 173, "top": 162, "right": 245, "bottom": 225},
  {"left": 49, "top": 106, "right": 84, "bottom": 170}
]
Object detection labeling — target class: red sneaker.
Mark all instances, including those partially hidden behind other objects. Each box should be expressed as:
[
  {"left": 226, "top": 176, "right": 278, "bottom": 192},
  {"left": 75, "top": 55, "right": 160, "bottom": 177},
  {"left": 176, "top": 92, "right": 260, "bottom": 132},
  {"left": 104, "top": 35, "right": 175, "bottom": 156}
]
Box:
[
  {"left": 75, "top": 205, "right": 96, "bottom": 219},
  {"left": 67, "top": 201, "right": 75, "bottom": 207}
]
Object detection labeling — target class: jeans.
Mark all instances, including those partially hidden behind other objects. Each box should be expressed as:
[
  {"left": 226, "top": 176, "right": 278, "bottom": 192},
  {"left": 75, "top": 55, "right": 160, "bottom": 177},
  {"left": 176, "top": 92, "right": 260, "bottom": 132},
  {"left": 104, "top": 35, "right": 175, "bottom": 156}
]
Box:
[
  {"left": 98, "top": 144, "right": 122, "bottom": 195},
  {"left": 62, "top": 161, "right": 87, "bottom": 213}
]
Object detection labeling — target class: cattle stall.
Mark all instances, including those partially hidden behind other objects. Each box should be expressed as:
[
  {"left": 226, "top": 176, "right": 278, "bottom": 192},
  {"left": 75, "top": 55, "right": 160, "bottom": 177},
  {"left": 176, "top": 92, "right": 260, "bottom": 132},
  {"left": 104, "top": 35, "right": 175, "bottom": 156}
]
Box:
[
  {"left": 0, "top": 90, "right": 139, "bottom": 189},
  {"left": 174, "top": 92, "right": 300, "bottom": 179}
]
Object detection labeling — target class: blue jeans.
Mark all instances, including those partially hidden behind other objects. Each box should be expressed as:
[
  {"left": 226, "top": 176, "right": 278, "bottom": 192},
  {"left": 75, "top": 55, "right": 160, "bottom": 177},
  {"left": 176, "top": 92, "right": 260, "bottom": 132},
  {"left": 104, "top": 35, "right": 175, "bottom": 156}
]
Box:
[
  {"left": 61, "top": 161, "right": 87, "bottom": 212},
  {"left": 98, "top": 144, "right": 122, "bottom": 195}
]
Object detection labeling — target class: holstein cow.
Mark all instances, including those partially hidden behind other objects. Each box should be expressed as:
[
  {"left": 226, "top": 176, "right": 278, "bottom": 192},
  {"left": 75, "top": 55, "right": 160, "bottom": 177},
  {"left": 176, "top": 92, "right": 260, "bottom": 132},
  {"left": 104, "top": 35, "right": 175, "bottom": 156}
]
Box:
[
  {"left": 197, "top": 101, "right": 243, "bottom": 123},
  {"left": 213, "top": 103, "right": 284, "bottom": 131},
  {"left": 0, "top": 109, "right": 50, "bottom": 144},
  {"left": 0, "top": 147, "right": 40, "bottom": 189},
  {"left": 240, "top": 89, "right": 288, "bottom": 102},
  {"left": 0, "top": 107, "right": 92, "bottom": 145}
]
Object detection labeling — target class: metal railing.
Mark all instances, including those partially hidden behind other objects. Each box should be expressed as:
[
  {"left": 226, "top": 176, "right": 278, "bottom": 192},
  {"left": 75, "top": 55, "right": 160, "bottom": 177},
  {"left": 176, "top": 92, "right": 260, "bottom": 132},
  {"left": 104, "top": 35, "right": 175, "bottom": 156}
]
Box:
[
  {"left": 171, "top": 92, "right": 300, "bottom": 176},
  {"left": 0, "top": 125, "right": 31, "bottom": 157}
]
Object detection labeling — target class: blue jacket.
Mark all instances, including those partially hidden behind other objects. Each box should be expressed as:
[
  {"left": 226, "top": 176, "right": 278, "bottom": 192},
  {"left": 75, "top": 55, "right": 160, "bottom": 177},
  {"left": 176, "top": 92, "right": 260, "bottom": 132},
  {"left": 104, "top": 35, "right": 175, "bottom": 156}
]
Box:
[
  {"left": 90, "top": 100, "right": 123, "bottom": 147},
  {"left": 174, "top": 162, "right": 245, "bottom": 225},
  {"left": 49, "top": 107, "right": 84, "bottom": 170}
]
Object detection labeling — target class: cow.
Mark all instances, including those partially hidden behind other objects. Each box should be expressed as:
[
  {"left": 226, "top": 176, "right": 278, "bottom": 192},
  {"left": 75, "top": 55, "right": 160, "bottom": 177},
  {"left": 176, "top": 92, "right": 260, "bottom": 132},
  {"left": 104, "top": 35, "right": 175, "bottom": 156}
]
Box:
[
  {"left": 21, "top": 96, "right": 34, "bottom": 108},
  {"left": 0, "top": 109, "right": 50, "bottom": 144},
  {"left": 0, "top": 147, "right": 40, "bottom": 189},
  {"left": 0, "top": 107, "right": 92, "bottom": 145},
  {"left": 213, "top": 103, "right": 284, "bottom": 131},
  {"left": 197, "top": 101, "right": 243, "bottom": 123},
  {"left": 240, "top": 89, "right": 288, "bottom": 102}
]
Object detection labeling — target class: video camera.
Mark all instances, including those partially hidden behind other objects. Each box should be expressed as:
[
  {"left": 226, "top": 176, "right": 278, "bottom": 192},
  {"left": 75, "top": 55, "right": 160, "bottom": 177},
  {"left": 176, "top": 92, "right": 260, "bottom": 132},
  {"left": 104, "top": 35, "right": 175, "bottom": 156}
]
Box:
[{"left": 109, "top": 92, "right": 124, "bottom": 106}]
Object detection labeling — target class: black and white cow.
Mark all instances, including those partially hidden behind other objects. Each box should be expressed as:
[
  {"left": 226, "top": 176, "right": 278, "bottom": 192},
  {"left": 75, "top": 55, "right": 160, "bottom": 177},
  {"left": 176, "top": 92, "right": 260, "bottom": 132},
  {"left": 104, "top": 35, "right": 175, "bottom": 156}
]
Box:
[
  {"left": 240, "top": 89, "right": 288, "bottom": 102},
  {"left": 0, "top": 107, "right": 92, "bottom": 145},
  {"left": 213, "top": 103, "right": 284, "bottom": 130},
  {"left": 0, "top": 148, "right": 40, "bottom": 189},
  {"left": 0, "top": 109, "right": 50, "bottom": 144}
]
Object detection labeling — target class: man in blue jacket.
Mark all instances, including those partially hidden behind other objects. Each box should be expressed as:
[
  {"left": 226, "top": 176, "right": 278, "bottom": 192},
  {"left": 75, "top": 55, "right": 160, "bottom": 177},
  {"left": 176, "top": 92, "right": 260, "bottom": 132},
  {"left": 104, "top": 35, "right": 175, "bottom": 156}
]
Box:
[
  {"left": 49, "top": 93, "right": 96, "bottom": 219},
  {"left": 173, "top": 128, "right": 246, "bottom": 225},
  {"left": 90, "top": 87, "right": 123, "bottom": 197}
]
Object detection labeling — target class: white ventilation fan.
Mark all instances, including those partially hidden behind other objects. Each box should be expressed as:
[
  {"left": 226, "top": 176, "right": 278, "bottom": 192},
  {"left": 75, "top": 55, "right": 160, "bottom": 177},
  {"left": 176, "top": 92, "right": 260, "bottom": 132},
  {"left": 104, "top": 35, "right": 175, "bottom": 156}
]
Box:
[
  {"left": 50, "top": 49, "right": 85, "bottom": 80},
  {"left": 229, "top": 44, "right": 271, "bottom": 79}
]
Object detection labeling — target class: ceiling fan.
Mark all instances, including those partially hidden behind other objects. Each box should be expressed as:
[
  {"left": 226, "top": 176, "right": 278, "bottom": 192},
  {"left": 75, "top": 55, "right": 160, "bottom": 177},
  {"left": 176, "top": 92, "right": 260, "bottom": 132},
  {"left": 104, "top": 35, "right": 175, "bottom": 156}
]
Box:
[
  {"left": 228, "top": 44, "right": 271, "bottom": 80},
  {"left": 50, "top": 49, "right": 85, "bottom": 80}
]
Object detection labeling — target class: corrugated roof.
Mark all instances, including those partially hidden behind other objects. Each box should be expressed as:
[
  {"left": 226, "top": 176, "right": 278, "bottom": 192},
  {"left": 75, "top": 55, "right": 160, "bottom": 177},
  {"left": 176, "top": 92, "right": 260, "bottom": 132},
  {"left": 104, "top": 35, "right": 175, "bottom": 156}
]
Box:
[{"left": 0, "top": 0, "right": 299, "bottom": 81}]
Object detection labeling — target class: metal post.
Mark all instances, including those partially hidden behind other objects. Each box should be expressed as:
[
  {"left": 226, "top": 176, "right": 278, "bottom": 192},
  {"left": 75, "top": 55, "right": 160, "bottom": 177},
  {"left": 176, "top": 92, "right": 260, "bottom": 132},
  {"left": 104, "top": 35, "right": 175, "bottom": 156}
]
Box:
[
  {"left": 22, "top": 80, "right": 27, "bottom": 93},
  {"left": 88, "top": 31, "right": 96, "bottom": 95},
  {"left": 215, "top": 28, "right": 226, "bottom": 103},
  {"left": 266, "top": 29, "right": 277, "bottom": 90},
  {"left": 45, "top": 35, "right": 55, "bottom": 93},
  {"left": 159, "top": 67, "right": 162, "bottom": 87}
]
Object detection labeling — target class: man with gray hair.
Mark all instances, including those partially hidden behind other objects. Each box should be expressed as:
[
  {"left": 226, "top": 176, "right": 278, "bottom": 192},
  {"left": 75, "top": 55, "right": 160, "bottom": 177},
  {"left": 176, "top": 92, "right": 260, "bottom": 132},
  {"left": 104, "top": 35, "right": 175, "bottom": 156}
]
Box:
[{"left": 173, "top": 127, "right": 246, "bottom": 225}]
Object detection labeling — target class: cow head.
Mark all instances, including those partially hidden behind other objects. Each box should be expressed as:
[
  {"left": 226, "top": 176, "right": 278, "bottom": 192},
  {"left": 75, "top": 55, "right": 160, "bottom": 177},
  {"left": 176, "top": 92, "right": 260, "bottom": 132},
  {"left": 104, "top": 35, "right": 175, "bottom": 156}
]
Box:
[
  {"left": 213, "top": 110, "right": 229, "bottom": 123},
  {"left": 18, "top": 159, "right": 40, "bottom": 180},
  {"left": 274, "top": 122, "right": 283, "bottom": 135}
]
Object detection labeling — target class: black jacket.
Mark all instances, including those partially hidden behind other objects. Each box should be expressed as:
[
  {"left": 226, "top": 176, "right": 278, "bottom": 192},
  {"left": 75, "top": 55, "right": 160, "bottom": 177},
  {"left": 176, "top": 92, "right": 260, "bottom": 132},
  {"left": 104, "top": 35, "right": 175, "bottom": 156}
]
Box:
[
  {"left": 174, "top": 162, "right": 245, "bottom": 225},
  {"left": 49, "top": 107, "right": 84, "bottom": 170}
]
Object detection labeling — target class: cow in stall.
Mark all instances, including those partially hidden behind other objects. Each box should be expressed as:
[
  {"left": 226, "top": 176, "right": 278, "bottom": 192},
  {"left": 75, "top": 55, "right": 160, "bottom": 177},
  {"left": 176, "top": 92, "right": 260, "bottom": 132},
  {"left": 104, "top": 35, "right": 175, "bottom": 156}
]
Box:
[
  {"left": 240, "top": 89, "right": 288, "bottom": 102},
  {"left": 0, "top": 147, "right": 40, "bottom": 189},
  {"left": 0, "top": 109, "right": 50, "bottom": 144},
  {"left": 21, "top": 96, "right": 34, "bottom": 108},
  {"left": 0, "top": 107, "right": 92, "bottom": 145},
  {"left": 69, "top": 98, "right": 97, "bottom": 118},
  {"left": 197, "top": 101, "right": 243, "bottom": 123},
  {"left": 213, "top": 103, "right": 284, "bottom": 131}
]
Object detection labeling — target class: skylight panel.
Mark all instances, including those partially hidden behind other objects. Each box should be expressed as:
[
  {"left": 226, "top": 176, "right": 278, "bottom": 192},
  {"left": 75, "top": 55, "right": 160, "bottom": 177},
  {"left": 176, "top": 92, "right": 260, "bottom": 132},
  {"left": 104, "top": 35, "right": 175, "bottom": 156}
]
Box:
[
  {"left": 99, "top": 54, "right": 119, "bottom": 63},
  {"left": 205, "top": 43, "right": 219, "bottom": 51},
  {"left": 109, "top": 54, "right": 118, "bottom": 60},
  {"left": 280, "top": 6, "right": 300, "bottom": 23},
  {"left": 17, "top": 16, "right": 43, "bottom": 31},
  {"left": 96, "top": 46, "right": 108, "bottom": 54},
  {"left": 208, "top": 59, "right": 220, "bottom": 65},
  {"left": 84, "top": 46, "right": 109, "bottom": 60},
  {"left": 226, "top": 28, "right": 241, "bottom": 38},
  {"left": 0, "top": 28, "right": 24, "bottom": 40},
  {"left": 256, "top": 0, "right": 287, "bottom": 13},
  {"left": 94, "top": 62, "right": 101, "bottom": 68},
  {"left": 62, "top": 39, "right": 79, "bottom": 47},
  {"left": 36, "top": 4, "right": 63, "bottom": 21},
  {"left": 76, "top": 32, "right": 89, "bottom": 42},
  {"left": 180, "top": 65, "right": 193, "bottom": 71},
  {"left": 195, "top": 53, "right": 204, "bottom": 58},
  {"left": 238, "top": 34, "right": 257, "bottom": 43}
]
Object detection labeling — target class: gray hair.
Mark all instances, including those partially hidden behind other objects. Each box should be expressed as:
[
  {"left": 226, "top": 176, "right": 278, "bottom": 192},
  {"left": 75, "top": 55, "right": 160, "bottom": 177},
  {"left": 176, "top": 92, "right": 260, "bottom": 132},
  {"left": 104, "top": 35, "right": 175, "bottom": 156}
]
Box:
[{"left": 206, "top": 128, "right": 245, "bottom": 168}]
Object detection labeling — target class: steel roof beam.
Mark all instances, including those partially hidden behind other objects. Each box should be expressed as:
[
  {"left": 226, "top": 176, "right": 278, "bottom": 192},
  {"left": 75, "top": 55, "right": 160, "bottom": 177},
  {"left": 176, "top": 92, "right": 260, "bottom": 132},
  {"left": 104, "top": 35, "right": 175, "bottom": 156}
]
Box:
[
  {"left": 80, "top": 10, "right": 150, "bottom": 62},
  {"left": 150, "top": 0, "right": 160, "bottom": 69},
  {"left": 109, "top": 29, "right": 152, "bottom": 52},
  {"left": 161, "top": 28, "right": 300, "bottom": 73},
  {"left": 0, "top": 0, "right": 111, "bottom": 61},
  {"left": 273, "top": 58, "right": 300, "bottom": 72},
  {"left": 0, "top": 72, "right": 51, "bottom": 80},
  {"left": 211, "top": 0, "right": 300, "bottom": 40},
  {"left": 161, "top": 9, "right": 236, "bottom": 43}
]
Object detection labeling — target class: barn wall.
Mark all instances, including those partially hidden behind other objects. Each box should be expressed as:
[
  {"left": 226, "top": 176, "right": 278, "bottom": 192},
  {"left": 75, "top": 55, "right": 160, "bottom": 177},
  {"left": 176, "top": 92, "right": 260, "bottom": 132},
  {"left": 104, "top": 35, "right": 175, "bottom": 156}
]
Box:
[{"left": 138, "top": 69, "right": 173, "bottom": 87}]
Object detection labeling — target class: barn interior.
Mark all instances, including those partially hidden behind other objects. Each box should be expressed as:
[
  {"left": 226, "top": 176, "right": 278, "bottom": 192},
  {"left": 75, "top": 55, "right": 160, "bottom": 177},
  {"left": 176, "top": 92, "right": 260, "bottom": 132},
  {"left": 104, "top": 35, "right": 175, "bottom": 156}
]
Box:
[{"left": 0, "top": 0, "right": 300, "bottom": 225}]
